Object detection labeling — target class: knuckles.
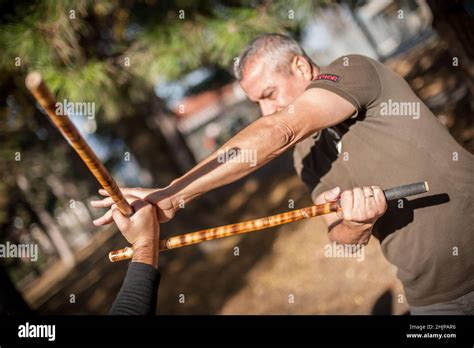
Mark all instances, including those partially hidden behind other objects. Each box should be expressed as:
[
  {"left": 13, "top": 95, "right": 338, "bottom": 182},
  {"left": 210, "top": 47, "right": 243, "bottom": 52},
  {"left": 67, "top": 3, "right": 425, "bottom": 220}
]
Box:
[
  {"left": 341, "top": 190, "right": 352, "bottom": 200},
  {"left": 341, "top": 186, "right": 387, "bottom": 223}
]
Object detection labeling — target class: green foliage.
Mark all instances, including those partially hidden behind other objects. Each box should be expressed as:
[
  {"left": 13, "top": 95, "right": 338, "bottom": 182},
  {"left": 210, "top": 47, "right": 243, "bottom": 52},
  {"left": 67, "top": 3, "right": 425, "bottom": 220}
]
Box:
[{"left": 0, "top": 0, "right": 323, "bottom": 122}]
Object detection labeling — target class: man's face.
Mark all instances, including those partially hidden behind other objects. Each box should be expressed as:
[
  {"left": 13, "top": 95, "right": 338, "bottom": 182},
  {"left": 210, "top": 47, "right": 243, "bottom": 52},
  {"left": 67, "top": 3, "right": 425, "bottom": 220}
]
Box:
[{"left": 239, "top": 56, "right": 313, "bottom": 116}]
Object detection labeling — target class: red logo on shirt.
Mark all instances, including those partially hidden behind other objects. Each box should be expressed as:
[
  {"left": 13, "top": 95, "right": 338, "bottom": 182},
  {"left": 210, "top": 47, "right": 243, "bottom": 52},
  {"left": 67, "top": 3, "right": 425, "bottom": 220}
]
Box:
[{"left": 315, "top": 74, "right": 340, "bottom": 82}]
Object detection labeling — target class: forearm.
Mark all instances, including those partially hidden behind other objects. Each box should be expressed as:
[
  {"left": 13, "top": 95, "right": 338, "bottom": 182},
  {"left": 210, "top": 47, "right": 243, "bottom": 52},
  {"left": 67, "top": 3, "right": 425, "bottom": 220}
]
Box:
[
  {"left": 328, "top": 220, "right": 374, "bottom": 246},
  {"left": 165, "top": 115, "right": 296, "bottom": 207},
  {"left": 154, "top": 89, "right": 355, "bottom": 212}
]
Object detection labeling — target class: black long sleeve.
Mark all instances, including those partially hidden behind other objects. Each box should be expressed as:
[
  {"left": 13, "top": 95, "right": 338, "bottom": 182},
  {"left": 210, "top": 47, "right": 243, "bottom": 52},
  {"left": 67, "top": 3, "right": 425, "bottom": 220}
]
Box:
[{"left": 109, "top": 262, "right": 160, "bottom": 315}]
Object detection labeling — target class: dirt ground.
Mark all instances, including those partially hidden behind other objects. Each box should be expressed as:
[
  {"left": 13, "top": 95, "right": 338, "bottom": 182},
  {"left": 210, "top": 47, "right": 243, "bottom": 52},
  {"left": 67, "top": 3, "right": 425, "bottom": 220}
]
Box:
[
  {"left": 29, "top": 164, "right": 408, "bottom": 315},
  {"left": 27, "top": 36, "right": 471, "bottom": 315}
]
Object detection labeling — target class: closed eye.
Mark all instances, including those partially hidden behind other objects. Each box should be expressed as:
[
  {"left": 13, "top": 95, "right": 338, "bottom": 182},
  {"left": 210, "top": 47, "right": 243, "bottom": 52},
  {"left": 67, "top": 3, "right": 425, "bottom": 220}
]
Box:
[
  {"left": 263, "top": 89, "right": 275, "bottom": 100},
  {"left": 259, "top": 87, "right": 276, "bottom": 101}
]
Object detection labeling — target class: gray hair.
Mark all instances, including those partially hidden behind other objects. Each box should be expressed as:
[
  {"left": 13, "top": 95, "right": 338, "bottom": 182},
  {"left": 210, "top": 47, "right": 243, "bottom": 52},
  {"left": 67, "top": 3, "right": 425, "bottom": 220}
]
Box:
[{"left": 234, "top": 33, "right": 314, "bottom": 80}]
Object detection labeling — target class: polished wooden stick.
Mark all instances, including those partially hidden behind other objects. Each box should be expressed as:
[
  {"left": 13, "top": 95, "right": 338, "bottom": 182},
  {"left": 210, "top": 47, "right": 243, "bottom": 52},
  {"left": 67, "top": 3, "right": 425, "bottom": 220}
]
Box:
[
  {"left": 108, "top": 202, "right": 340, "bottom": 262},
  {"left": 25, "top": 72, "right": 134, "bottom": 216},
  {"left": 109, "top": 182, "right": 429, "bottom": 262}
]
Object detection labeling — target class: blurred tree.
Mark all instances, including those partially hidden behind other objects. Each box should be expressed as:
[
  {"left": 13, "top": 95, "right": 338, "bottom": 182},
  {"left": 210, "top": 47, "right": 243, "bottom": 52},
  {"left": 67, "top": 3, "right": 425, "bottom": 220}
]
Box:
[
  {"left": 16, "top": 174, "right": 75, "bottom": 267},
  {"left": 0, "top": 0, "right": 324, "bottom": 309},
  {"left": 0, "top": 0, "right": 323, "bottom": 180}
]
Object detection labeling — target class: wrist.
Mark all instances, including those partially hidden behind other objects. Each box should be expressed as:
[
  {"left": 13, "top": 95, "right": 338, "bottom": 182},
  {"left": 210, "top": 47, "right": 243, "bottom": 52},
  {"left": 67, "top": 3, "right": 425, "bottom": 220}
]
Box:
[
  {"left": 332, "top": 220, "right": 374, "bottom": 245},
  {"left": 342, "top": 219, "right": 374, "bottom": 230},
  {"left": 132, "top": 240, "right": 159, "bottom": 269},
  {"left": 163, "top": 180, "right": 188, "bottom": 212},
  {"left": 148, "top": 185, "right": 180, "bottom": 216}
]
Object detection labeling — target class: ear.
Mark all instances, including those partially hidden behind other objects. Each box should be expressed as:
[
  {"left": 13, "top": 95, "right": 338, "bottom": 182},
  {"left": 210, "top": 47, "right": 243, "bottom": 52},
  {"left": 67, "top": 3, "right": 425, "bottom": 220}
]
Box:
[{"left": 291, "top": 56, "right": 312, "bottom": 80}]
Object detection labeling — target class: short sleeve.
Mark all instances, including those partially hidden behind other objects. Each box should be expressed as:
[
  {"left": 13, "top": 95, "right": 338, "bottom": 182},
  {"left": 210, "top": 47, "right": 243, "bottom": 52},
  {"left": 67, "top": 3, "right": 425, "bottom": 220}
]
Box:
[{"left": 306, "top": 55, "right": 382, "bottom": 116}]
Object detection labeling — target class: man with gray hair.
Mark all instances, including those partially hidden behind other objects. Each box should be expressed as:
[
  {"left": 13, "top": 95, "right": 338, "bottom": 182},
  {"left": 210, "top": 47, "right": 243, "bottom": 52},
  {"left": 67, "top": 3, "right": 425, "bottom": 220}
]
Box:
[
  {"left": 234, "top": 34, "right": 315, "bottom": 79},
  {"left": 93, "top": 33, "right": 474, "bottom": 315}
]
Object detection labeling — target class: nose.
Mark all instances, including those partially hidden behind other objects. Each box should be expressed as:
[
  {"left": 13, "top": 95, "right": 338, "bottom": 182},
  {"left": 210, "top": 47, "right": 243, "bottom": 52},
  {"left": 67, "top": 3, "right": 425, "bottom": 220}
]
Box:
[{"left": 259, "top": 101, "right": 277, "bottom": 117}]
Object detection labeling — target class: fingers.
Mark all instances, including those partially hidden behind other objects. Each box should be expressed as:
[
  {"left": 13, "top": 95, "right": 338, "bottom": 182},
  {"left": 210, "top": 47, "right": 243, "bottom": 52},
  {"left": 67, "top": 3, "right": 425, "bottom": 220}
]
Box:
[
  {"left": 98, "top": 188, "right": 110, "bottom": 196},
  {"left": 111, "top": 208, "right": 130, "bottom": 231},
  {"left": 118, "top": 194, "right": 148, "bottom": 212},
  {"left": 323, "top": 187, "right": 340, "bottom": 202},
  {"left": 93, "top": 209, "right": 113, "bottom": 226},
  {"left": 93, "top": 188, "right": 135, "bottom": 207},
  {"left": 129, "top": 198, "right": 148, "bottom": 211},
  {"left": 91, "top": 194, "right": 144, "bottom": 211},
  {"left": 371, "top": 185, "right": 387, "bottom": 215},
  {"left": 92, "top": 194, "right": 152, "bottom": 226},
  {"left": 98, "top": 187, "right": 142, "bottom": 197},
  {"left": 352, "top": 187, "right": 365, "bottom": 212},
  {"left": 340, "top": 189, "right": 353, "bottom": 220},
  {"left": 362, "top": 186, "right": 377, "bottom": 215},
  {"left": 340, "top": 185, "right": 387, "bottom": 223},
  {"left": 90, "top": 196, "right": 115, "bottom": 208}
]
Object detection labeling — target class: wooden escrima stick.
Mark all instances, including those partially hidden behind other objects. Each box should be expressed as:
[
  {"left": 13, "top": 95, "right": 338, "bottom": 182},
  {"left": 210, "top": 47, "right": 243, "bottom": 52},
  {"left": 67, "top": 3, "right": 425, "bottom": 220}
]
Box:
[
  {"left": 25, "top": 72, "right": 134, "bottom": 216},
  {"left": 109, "top": 182, "right": 429, "bottom": 262},
  {"left": 108, "top": 201, "right": 341, "bottom": 261}
]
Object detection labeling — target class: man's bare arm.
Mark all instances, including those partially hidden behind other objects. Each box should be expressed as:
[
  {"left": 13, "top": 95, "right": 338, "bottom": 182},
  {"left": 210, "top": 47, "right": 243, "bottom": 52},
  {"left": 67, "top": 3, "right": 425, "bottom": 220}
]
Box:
[
  {"left": 91, "top": 88, "right": 356, "bottom": 224},
  {"left": 161, "top": 88, "right": 356, "bottom": 210}
]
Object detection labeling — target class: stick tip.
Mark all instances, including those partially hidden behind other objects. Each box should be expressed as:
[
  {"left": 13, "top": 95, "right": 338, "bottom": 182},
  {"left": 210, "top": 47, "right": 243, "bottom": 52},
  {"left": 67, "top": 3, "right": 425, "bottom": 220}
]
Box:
[
  {"left": 109, "top": 247, "right": 134, "bottom": 262},
  {"left": 25, "top": 71, "right": 43, "bottom": 91},
  {"left": 424, "top": 181, "right": 430, "bottom": 192}
]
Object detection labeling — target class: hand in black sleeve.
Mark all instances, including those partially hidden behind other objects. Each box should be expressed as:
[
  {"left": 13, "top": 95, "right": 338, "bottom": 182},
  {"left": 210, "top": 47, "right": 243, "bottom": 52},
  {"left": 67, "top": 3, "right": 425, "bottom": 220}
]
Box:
[{"left": 104, "top": 196, "right": 161, "bottom": 315}]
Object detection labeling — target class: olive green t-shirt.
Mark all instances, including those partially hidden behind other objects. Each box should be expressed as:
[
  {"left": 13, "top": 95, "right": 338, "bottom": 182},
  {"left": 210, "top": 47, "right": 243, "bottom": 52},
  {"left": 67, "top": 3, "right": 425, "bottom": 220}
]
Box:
[{"left": 293, "top": 54, "right": 474, "bottom": 306}]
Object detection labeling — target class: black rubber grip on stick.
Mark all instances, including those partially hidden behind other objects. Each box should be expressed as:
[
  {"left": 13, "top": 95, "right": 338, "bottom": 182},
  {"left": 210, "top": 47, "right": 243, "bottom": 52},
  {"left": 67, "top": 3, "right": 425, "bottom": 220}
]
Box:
[{"left": 383, "top": 182, "right": 429, "bottom": 201}]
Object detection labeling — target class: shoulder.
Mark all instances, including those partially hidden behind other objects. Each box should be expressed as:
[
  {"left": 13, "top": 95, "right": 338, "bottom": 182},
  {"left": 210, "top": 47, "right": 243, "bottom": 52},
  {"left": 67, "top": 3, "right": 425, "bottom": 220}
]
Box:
[
  {"left": 319, "top": 54, "right": 381, "bottom": 77},
  {"left": 327, "top": 54, "right": 377, "bottom": 67},
  {"left": 306, "top": 54, "right": 383, "bottom": 111},
  {"left": 310, "top": 54, "right": 382, "bottom": 86}
]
